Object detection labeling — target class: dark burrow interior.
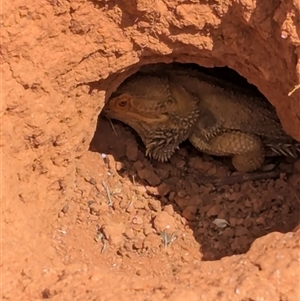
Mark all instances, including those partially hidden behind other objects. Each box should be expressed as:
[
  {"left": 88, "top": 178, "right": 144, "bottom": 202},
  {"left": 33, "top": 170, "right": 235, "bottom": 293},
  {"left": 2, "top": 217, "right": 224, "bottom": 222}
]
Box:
[{"left": 88, "top": 62, "right": 300, "bottom": 260}]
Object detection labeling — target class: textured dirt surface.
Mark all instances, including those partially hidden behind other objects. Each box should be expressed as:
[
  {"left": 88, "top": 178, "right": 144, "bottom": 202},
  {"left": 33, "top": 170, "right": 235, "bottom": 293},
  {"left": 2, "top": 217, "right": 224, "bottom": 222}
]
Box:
[{"left": 2, "top": 0, "right": 300, "bottom": 300}]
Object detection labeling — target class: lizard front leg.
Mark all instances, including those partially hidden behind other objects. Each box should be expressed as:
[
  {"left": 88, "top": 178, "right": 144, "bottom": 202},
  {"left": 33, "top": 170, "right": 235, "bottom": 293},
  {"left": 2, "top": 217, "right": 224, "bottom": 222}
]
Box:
[{"left": 189, "top": 131, "right": 265, "bottom": 172}]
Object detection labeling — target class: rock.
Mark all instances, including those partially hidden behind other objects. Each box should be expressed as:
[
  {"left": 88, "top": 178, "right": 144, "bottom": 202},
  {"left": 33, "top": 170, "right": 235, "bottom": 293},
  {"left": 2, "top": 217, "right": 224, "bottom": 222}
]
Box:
[
  {"left": 137, "top": 168, "right": 161, "bottom": 186},
  {"left": 182, "top": 205, "right": 197, "bottom": 221},
  {"left": 206, "top": 204, "right": 223, "bottom": 217}
]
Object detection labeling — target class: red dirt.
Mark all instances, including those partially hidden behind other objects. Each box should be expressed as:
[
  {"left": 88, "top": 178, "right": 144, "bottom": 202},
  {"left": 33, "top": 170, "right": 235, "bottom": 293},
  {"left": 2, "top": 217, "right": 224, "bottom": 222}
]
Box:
[{"left": 2, "top": 0, "right": 300, "bottom": 300}]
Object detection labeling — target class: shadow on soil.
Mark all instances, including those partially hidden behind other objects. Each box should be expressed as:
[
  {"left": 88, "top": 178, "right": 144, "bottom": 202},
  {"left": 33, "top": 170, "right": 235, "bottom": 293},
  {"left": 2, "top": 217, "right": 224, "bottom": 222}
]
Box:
[{"left": 89, "top": 63, "right": 300, "bottom": 261}]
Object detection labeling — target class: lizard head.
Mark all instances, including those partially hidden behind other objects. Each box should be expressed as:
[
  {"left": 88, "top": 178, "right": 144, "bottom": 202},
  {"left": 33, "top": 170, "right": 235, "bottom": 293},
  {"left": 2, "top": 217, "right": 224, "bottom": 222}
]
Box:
[{"left": 103, "top": 73, "right": 200, "bottom": 162}]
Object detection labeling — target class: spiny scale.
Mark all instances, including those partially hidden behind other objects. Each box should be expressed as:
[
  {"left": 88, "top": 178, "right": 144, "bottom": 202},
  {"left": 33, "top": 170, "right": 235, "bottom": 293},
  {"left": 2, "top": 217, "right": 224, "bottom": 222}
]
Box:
[{"left": 266, "top": 143, "right": 300, "bottom": 158}]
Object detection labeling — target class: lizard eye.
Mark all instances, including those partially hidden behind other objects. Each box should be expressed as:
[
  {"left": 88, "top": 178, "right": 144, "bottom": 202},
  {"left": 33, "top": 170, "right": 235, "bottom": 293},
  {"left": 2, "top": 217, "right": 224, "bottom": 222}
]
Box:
[
  {"left": 118, "top": 99, "right": 128, "bottom": 107},
  {"left": 113, "top": 95, "right": 131, "bottom": 110}
]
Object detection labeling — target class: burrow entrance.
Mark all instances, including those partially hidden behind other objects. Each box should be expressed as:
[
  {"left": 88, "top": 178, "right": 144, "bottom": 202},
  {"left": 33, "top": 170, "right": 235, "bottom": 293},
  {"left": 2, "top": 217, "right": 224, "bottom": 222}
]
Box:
[{"left": 87, "top": 62, "right": 300, "bottom": 260}]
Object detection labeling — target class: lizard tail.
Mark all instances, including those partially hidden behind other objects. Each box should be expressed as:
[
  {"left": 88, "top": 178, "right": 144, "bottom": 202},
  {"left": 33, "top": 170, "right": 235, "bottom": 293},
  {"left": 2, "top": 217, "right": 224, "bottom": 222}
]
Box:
[{"left": 265, "top": 142, "right": 300, "bottom": 158}]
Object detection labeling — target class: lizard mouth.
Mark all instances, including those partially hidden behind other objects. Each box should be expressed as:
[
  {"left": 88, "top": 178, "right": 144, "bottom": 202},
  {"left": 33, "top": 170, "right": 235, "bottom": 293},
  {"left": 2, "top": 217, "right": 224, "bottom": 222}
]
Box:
[{"left": 103, "top": 106, "right": 169, "bottom": 124}]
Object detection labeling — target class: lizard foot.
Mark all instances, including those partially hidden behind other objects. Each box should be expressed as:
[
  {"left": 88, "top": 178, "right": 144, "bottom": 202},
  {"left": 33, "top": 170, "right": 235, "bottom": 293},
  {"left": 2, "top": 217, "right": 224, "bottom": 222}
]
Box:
[{"left": 232, "top": 151, "right": 264, "bottom": 172}]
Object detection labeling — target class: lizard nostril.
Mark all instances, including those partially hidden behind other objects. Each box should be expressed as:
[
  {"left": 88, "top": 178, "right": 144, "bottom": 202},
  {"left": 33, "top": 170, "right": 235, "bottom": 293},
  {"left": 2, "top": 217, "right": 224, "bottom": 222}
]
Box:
[{"left": 102, "top": 106, "right": 110, "bottom": 114}]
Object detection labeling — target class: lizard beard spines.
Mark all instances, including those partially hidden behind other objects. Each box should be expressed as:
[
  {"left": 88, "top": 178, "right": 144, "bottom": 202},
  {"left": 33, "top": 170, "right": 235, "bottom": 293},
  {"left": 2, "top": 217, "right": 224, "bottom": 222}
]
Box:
[
  {"left": 145, "top": 130, "right": 182, "bottom": 162},
  {"left": 142, "top": 105, "right": 201, "bottom": 162}
]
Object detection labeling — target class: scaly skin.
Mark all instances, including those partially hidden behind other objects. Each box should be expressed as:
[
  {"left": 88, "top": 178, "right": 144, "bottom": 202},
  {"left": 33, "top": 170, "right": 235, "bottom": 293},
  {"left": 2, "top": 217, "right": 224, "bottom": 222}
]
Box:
[
  {"left": 103, "top": 64, "right": 300, "bottom": 172},
  {"left": 104, "top": 72, "right": 201, "bottom": 162}
]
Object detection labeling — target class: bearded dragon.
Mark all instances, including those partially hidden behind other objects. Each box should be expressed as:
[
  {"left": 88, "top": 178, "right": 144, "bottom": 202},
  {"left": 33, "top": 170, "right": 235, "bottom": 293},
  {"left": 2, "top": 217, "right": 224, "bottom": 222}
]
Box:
[{"left": 103, "top": 63, "right": 300, "bottom": 172}]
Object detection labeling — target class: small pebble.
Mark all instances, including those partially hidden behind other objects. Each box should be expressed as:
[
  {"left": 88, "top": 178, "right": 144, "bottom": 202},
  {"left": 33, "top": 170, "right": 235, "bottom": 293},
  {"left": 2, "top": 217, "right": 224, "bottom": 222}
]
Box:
[
  {"left": 182, "top": 205, "right": 197, "bottom": 221},
  {"left": 88, "top": 178, "right": 97, "bottom": 185},
  {"left": 61, "top": 204, "right": 69, "bottom": 214},
  {"left": 137, "top": 168, "right": 161, "bottom": 186}
]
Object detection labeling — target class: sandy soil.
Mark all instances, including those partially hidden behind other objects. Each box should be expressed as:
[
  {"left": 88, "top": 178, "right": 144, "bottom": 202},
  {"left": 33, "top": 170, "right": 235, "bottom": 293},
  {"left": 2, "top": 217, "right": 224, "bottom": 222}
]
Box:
[{"left": 2, "top": 0, "right": 300, "bottom": 300}]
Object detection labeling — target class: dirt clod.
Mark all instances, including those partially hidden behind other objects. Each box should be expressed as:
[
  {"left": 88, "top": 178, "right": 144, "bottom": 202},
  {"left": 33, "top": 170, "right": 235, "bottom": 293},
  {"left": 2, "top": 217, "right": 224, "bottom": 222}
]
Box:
[
  {"left": 182, "top": 205, "right": 198, "bottom": 221},
  {"left": 137, "top": 168, "right": 161, "bottom": 186},
  {"left": 153, "top": 211, "right": 177, "bottom": 233},
  {"left": 101, "top": 222, "right": 126, "bottom": 247},
  {"left": 206, "top": 204, "right": 223, "bottom": 217}
]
